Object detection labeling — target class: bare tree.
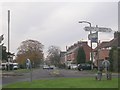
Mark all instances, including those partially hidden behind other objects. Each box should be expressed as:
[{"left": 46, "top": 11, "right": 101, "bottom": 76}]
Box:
[
  {"left": 16, "top": 39, "right": 44, "bottom": 68},
  {"left": 47, "top": 45, "right": 61, "bottom": 66}
]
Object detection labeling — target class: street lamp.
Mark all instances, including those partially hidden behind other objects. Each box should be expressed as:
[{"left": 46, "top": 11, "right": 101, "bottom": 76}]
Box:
[{"left": 78, "top": 21, "right": 93, "bottom": 70}]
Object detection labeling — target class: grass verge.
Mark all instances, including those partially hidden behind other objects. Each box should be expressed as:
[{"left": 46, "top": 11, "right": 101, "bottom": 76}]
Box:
[{"left": 3, "top": 77, "right": 118, "bottom": 88}]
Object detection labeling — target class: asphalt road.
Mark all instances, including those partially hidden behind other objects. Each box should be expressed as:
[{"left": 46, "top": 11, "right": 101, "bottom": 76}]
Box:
[{"left": 2, "top": 68, "right": 119, "bottom": 85}]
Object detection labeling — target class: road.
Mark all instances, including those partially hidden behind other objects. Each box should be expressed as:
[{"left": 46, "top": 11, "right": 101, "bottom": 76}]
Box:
[{"left": 2, "top": 68, "right": 119, "bottom": 85}]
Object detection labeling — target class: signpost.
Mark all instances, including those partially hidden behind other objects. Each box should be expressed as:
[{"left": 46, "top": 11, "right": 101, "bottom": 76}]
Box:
[
  {"left": 84, "top": 26, "right": 112, "bottom": 32},
  {"left": 79, "top": 22, "right": 112, "bottom": 80},
  {"left": 26, "top": 58, "right": 32, "bottom": 82},
  {"left": 84, "top": 25, "right": 112, "bottom": 70}
]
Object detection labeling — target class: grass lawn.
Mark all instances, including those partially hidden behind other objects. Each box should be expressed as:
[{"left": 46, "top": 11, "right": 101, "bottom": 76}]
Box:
[
  {"left": 3, "top": 77, "right": 118, "bottom": 88},
  {"left": 2, "top": 69, "right": 30, "bottom": 74}
]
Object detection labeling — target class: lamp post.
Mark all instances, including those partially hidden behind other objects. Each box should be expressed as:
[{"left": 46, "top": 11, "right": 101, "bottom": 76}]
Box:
[{"left": 78, "top": 21, "right": 93, "bottom": 70}]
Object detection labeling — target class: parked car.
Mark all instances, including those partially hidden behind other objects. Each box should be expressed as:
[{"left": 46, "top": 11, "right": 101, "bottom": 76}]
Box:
[
  {"left": 70, "top": 64, "right": 78, "bottom": 69},
  {"left": 43, "top": 65, "right": 50, "bottom": 69},
  {"left": 1, "top": 63, "right": 6, "bottom": 70},
  {"left": 13, "top": 63, "right": 18, "bottom": 70},
  {"left": 1, "top": 62, "right": 18, "bottom": 70},
  {"left": 49, "top": 65, "right": 56, "bottom": 69},
  {"left": 78, "top": 63, "right": 91, "bottom": 71}
]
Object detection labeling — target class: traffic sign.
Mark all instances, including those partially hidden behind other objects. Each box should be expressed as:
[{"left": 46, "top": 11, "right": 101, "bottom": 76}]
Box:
[
  {"left": 88, "top": 32, "right": 98, "bottom": 39},
  {"left": 84, "top": 26, "right": 112, "bottom": 32},
  {"left": 88, "top": 32, "right": 98, "bottom": 43}
]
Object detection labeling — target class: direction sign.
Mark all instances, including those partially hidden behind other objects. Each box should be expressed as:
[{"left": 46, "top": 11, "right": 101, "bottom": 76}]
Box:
[{"left": 84, "top": 26, "right": 112, "bottom": 32}]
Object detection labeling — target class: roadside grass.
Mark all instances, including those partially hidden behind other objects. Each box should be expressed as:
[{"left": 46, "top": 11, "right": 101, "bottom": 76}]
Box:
[
  {"left": 13, "top": 69, "right": 30, "bottom": 73},
  {"left": 2, "top": 69, "right": 30, "bottom": 74},
  {"left": 3, "top": 77, "right": 118, "bottom": 88}
]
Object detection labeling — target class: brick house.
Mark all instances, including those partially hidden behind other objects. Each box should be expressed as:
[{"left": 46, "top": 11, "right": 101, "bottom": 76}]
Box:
[{"left": 60, "top": 41, "right": 92, "bottom": 65}]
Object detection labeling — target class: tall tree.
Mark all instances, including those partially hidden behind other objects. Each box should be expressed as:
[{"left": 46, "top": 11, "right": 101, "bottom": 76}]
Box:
[
  {"left": 0, "top": 45, "right": 8, "bottom": 62},
  {"left": 109, "top": 47, "right": 114, "bottom": 71},
  {"left": 118, "top": 48, "right": 120, "bottom": 72},
  {"left": 109, "top": 46, "right": 118, "bottom": 72},
  {"left": 16, "top": 39, "right": 44, "bottom": 68},
  {"left": 77, "top": 47, "right": 86, "bottom": 64},
  {"left": 47, "top": 45, "right": 60, "bottom": 66}
]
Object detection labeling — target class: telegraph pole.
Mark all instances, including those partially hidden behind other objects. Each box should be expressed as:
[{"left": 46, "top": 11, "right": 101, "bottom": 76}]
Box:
[
  {"left": 8, "top": 10, "right": 10, "bottom": 53},
  {"left": 8, "top": 10, "right": 10, "bottom": 71}
]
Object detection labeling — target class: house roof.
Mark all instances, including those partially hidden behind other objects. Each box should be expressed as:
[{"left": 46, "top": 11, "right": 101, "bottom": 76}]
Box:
[
  {"left": 66, "top": 41, "right": 92, "bottom": 54},
  {"left": 108, "top": 38, "right": 118, "bottom": 47},
  {"left": 66, "top": 47, "right": 78, "bottom": 54},
  {"left": 94, "top": 37, "right": 118, "bottom": 51}
]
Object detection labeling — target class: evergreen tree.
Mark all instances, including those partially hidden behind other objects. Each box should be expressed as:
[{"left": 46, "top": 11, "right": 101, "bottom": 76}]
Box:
[
  {"left": 0, "top": 45, "right": 8, "bottom": 61},
  {"left": 109, "top": 46, "right": 118, "bottom": 72},
  {"left": 118, "top": 48, "right": 120, "bottom": 72},
  {"left": 109, "top": 47, "right": 114, "bottom": 71},
  {"left": 77, "top": 47, "right": 86, "bottom": 64}
]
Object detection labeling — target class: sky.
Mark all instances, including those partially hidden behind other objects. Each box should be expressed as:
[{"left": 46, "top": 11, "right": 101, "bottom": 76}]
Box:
[{"left": 0, "top": 1, "right": 118, "bottom": 57}]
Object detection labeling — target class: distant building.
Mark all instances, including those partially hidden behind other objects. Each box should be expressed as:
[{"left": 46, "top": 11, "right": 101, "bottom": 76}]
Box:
[
  {"left": 60, "top": 51, "right": 66, "bottom": 64},
  {"left": 60, "top": 41, "right": 92, "bottom": 65}
]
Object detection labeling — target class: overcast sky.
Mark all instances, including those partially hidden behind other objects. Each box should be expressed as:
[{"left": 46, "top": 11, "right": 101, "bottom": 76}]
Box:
[{"left": 0, "top": 1, "right": 118, "bottom": 57}]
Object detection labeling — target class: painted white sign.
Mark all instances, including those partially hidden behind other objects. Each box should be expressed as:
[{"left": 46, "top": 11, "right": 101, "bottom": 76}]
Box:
[
  {"left": 88, "top": 32, "right": 98, "bottom": 39},
  {"left": 26, "top": 58, "right": 31, "bottom": 69},
  {"left": 84, "top": 26, "right": 112, "bottom": 32},
  {"left": 88, "top": 32, "right": 98, "bottom": 43}
]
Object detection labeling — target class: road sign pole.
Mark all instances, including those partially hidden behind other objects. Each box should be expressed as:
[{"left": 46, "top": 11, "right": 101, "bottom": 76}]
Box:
[
  {"left": 96, "top": 25, "right": 100, "bottom": 70},
  {"left": 26, "top": 59, "right": 32, "bottom": 82},
  {"left": 30, "top": 67, "right": 32, "bottom": 82},
  {"left": 89, "top": 24, "right": 93, "bottom": 70}
]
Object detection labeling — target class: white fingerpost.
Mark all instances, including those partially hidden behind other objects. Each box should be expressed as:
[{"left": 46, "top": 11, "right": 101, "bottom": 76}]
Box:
[{"left": 26, "top": 58, "right": 32, "bottom": 82}]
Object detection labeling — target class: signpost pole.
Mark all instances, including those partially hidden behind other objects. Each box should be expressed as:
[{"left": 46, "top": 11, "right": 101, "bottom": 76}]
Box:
[
  {"left": 30, "top": 62, "right": 32, "bottom": 82},
  {"left": 89, "top": 24, "right": 93, "bottom": 70},
  {"left": 96, "top": 25, "right": 100, "bottom": 70},
  {"left": 26, "top": 59, "right": 32, "bottom": 82}
]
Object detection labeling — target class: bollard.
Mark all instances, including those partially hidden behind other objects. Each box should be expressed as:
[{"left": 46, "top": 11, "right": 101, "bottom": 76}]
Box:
[
  {"left": 107, "top": 73, "right": 112, "bottom": 80},
  {"left": 95, "top": 70, "right": 102, "bottom": 81}
]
